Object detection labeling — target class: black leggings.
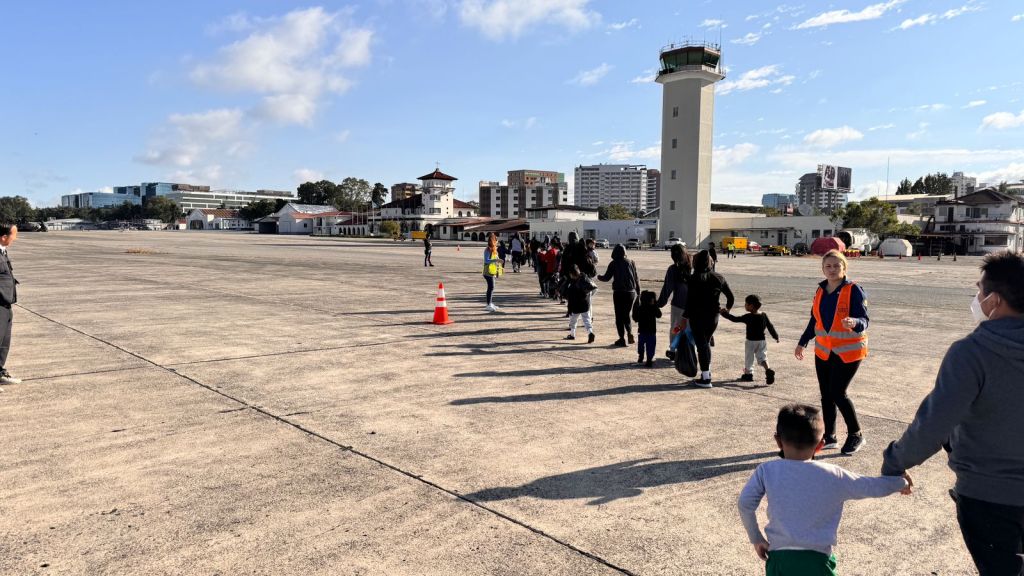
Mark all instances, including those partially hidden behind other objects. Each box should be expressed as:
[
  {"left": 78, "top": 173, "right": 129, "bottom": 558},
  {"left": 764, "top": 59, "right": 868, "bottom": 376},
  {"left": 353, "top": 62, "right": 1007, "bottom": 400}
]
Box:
[
  {"left": 612, "top": 291, "right": 636, "bottom": 340},
  {"left": 815, "top": 352, "right": 862, "bottom": 437},
  {"left": 484, "top": 275, "right": 494, "bottom": 305},
  {"left": 689, "top": 314, "right": 719, "bottom": 372}
]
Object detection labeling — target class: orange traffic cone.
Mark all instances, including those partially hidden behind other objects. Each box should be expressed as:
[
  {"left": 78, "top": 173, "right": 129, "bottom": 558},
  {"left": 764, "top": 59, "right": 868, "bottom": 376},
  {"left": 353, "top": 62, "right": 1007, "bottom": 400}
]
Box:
[{"left": 433, "top": 282, "right": 454, "bottom": 325}]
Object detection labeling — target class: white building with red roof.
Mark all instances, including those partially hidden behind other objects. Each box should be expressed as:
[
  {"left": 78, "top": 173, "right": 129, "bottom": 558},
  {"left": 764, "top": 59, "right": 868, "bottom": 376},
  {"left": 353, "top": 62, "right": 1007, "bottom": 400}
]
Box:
[
  {"left": 186, "top": 208, "right": 250, "bottom": 230},
  {"left": 370, "top": 168, "right": 482, "bottom": 238}
]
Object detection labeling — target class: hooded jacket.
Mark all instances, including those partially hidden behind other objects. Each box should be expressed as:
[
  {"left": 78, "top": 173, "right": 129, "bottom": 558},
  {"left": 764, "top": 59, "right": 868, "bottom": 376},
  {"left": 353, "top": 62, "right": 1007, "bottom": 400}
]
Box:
[
  {"left": 657, "top": 262, "right": 691, "bottom": 310},
  {"left": 882, "top": 316, "right": 1024, "bottom": 506},
  {"left": 597, "top": 245, "right": 640, "bottom": 293}
]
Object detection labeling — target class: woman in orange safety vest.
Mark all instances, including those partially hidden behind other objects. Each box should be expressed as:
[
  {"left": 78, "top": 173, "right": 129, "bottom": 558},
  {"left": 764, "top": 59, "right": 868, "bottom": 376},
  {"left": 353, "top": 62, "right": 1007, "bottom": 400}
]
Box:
[{"left": 794, "top": 249, "right": 869, "bottom": 455}]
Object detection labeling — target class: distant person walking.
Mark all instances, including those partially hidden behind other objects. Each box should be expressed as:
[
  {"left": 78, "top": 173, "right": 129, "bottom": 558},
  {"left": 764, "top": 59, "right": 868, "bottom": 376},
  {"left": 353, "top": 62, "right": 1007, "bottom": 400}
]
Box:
[
  {"left": 423, "top": 236, "right": 434, "bottom": 267},
  {"left": 0, "top": 223, "right": 21, "bottom": 387},
  {"left": 633, "top": 290, "right": 662, "bottom": 367},
  {"left": 658, "top": 244, "right": 693, "bottom": 357},
  {"left": 597, "top": 244, "right": 641, "bottom": 347},
  {"left": 881, "top": 252, "right": 1024, "bottom": 576},
  {"left": 794, "top": 249, "right": 868, "bottom": 455},
  {"left": 482, "top": 233, "right": 502, "bottom": 312},
  {"left": 721, "top": 294, "right": 779, "bottom": 384},
  {"left": 510, "top": 233, "right": 524, "bottom": 273},
  {"left": 562, "top": 264, "right": 596, "bottom": 343},
  {"left": 708, "top": 243, "right": 719, "bottom": 269},
  {"left": 686, "top": 250, "right": 734, "bottom": 387}
]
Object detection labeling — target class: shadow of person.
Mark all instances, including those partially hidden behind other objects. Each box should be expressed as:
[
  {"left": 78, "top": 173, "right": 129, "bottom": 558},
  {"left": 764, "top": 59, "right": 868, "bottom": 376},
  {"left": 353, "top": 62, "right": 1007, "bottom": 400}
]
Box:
[{"left": 465, "top": 452, "right": 775, "bottom": 506}]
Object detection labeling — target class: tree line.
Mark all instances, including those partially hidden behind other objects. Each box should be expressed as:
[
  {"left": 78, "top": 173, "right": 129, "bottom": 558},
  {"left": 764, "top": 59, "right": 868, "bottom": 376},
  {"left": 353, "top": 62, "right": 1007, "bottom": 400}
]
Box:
[
  {"left": 0, "top": 195, "right": 182, "bottom": 226},
  {"left": 297, "top": 178, "right": 389, "bottom": 211}
]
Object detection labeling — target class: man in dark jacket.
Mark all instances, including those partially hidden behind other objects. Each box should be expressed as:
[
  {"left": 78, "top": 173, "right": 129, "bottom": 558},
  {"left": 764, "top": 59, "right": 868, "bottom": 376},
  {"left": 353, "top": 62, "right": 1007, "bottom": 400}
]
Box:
[
  {"left": 597, "top": 244, "right": 641, "bottom": 347},
  {"left": 0, "top": 223, "right": 20, "bottom": 386},
  {"left": 881, "top": 251, "right": 1024, "bottom": 575}
]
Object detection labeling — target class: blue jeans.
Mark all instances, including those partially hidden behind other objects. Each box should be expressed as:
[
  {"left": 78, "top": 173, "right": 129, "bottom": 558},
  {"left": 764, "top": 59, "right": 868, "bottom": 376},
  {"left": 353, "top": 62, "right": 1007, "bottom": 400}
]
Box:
[{"left": 637, "top": 333, "right": 656, "bottom": 361}]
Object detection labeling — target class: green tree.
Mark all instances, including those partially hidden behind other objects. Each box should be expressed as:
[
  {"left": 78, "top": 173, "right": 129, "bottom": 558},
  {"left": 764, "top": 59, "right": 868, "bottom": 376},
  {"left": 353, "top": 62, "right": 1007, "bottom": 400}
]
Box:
[
  {"left": 910, "top": 177, "right": 926, "bottom": 195},
  {"left": 598, "top": 204, "right": 634, "bottom": 220},
  {"left": 239, "top": 199, "right": 276, "bottom": 222},
  {"left": 110, "top": 200, "right": 142, "bottom": 222},
  {"left": 999, "top": 181, "right": 1009, "bottom": 194},
  {"left": 371, "top": 182, "right": 388, "bottom": 207},
  {"left": 895, "top": 178, "right": 913, "bottom": 195},
  {"left": 334, "top": 177, "right": 372, "bottom": 211},
  {"left": 762, "top": 207, "right": 782, "bottom": 217},
  {"left": 274, "top": 198, "right": 288, "bottom": 212},
  {"left": 834, "top": 197, "right": 921, "bottom": 237},
  {"left": 0, "top": 196, "right": 35, "bottom": 225},
  {"left": 297, "top": 180, "right": 336, "bottom": 205},
  {"left": 380, "top": 220, "right": 400, "bottom": 237},
  {"left": 143, "top": 196, "right": 180, "bottom": 222}
]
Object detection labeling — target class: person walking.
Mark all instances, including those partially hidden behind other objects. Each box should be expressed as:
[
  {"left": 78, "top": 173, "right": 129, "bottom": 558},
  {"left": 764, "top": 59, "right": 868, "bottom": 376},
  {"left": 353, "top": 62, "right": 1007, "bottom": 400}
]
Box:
[
  {"left": 510, "top": 233, "right": 524, "bottom": 273},
  {"left": 597, "top": 244, "right": 641, "bottom": 347},
  {"left": 423, "top": 236, "right": 434, "bottom": 267},
  {"left": 881, "top": 252, "right": 1024, "bottom": 576},
  {"left": 686, "top": 249, "right": 735, "bottom": 387},
  {"left": 482, "top": 233, "right": 502, "bottom": 312},
  {"left": 0, "top": 223, "right": 21, "bottom": 387},
  {"left": 658, "top": 244, "right": 692, "bottom": 358},
  {"left": 794, "top": 249, "right": 868, "bottom": 455},
  {"left": 562, "top": 264, "right": 597, "bottom": 344},
  {"left": 708, "top": 242, "right": 719, "bottom": 269}
]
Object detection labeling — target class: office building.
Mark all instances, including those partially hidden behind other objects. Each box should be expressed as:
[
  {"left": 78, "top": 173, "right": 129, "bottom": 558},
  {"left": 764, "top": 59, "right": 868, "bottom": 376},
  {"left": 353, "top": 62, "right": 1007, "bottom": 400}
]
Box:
[
  {"left": 390, "top": 182, "right": 421, "bottom": 201},
  {"left": 646, "top": 169, "right": 661, "bottom": 211},
  {"left": 795, "top": 172, "right": 849, "bottom": 212},
  {"left": 573, "top": 164, "right": 648, "bottom": 212},
  {"left": 61, "top": 191, "right": 142, "bottom": 209},
  {"left": 507, "top": 170, "right": 564, "bottom": 188},
  {"left": 479, "top": 181, "right": 571, "bottom": 218},
  {"left": 762, "top": 193, "right": 798, "bottom": 211},
  {"left": 951, "top": 172, "right": 977, "bottom": 198}
]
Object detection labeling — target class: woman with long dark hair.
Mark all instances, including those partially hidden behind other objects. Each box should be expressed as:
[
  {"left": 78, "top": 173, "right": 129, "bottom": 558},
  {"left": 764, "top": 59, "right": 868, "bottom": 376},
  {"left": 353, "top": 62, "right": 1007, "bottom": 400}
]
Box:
[
  {"left": 482, "top": 233, "right": 502, "bottom": 312},
  {"left": 686, "top": 250, "right": 734, "bottom": 387},
  {"left": 597, "top": 244, "right": 641, "bottom": 347},
  {"left": 658, "top": 244, "right": 693, "bottom": 358}
]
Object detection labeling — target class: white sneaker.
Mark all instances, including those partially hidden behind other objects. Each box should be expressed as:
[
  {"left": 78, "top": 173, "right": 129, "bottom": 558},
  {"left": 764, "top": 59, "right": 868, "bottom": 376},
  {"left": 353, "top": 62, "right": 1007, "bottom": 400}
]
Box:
[{"left": 0, "top": 370, "right": 22, "bottom": 384}]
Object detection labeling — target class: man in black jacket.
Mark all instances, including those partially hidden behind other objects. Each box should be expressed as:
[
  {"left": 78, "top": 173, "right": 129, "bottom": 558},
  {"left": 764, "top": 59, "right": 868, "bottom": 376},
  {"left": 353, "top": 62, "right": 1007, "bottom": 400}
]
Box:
[{"left": 0, "top": 223, "right": 20, "bottom": 386}]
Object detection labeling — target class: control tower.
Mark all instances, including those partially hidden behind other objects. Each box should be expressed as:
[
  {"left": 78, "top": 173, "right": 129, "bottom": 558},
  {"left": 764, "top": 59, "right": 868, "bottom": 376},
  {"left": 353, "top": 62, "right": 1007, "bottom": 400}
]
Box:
[{"left": 656, "top": 42, "right": 724, "bottom": 249}]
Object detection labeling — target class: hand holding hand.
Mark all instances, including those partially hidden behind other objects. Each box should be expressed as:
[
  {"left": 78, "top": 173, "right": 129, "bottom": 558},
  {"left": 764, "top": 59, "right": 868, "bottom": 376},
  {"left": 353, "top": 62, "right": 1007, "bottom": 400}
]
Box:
[
  {"left": 775, "top": 338, "right": 780, "bottom": 344},
  {"left": 719, "top": 307, "right": 729, "bottom": 315},
  {"left": 794, "top": 345, "right": 805, "bottom": 360},
  {"left": 841, "top": 317, "right": 857, "bottom": 330},
  {"left": 754, "top": 542, "right": 769, "bottom": 561},
  {"left": 901, "top": 472, "right": 914, "bottom": 495}
]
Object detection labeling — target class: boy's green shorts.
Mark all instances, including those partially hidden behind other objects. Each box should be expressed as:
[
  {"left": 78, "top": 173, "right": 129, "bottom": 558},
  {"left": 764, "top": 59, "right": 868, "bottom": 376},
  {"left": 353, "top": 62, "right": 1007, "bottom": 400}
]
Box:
[{"left": 766, "top": 549, "right": 837, "bottom": 576}]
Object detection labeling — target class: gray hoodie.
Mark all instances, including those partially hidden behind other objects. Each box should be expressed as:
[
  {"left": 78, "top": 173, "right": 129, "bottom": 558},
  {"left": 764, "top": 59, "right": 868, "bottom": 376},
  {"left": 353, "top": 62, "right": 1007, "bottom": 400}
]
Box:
[{"left": 882, "top": 316, "right": 1024, "bottom": 506}]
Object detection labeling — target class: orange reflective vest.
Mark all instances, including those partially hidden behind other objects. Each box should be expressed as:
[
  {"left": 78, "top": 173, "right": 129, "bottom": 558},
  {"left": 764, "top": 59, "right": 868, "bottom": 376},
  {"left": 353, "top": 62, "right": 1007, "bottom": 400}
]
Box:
[{"left": 812, "top": 283, "right": 868, "bottom": 363}]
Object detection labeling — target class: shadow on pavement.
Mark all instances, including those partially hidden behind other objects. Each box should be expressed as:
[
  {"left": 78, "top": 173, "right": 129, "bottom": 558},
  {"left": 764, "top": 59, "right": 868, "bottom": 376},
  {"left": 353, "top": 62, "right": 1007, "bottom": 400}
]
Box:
[
  {"left": 454, "top": 362, "right": 640, "bottom": 378},
  {"left": 464, "top": 452, "right": 775, "bottom": 505},
  {"left": 450, "top": 381, "right": 695, "bottom": 404}
]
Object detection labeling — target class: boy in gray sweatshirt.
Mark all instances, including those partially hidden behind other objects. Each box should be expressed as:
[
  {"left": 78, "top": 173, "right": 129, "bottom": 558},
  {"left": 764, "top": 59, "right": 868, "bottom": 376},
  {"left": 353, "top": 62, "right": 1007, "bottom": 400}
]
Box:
[
  {"left": 739, "top": 404, "right": 911, "bottom": 575},
  {"left": 881, "top": 251, "right": 1024, "bottom": 575}
]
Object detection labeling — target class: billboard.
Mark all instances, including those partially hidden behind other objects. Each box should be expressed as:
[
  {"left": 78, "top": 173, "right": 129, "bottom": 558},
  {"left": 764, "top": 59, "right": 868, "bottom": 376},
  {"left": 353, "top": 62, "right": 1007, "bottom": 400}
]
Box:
[{"left": 818, "top": 165, "right": 852, "bottom": 191}]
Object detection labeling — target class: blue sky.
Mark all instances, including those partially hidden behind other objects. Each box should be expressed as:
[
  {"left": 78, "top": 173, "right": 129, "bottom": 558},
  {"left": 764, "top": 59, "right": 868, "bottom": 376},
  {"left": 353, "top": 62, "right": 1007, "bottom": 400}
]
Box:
[{"left": 3, "top": 0, "right": 1024, "bottom": 207}]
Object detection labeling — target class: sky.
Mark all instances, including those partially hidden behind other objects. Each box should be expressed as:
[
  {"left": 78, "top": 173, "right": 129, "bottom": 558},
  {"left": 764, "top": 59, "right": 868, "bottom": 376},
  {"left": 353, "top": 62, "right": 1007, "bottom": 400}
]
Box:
[{"left": 3, "top": 0, "right": 1024, "bottom": 208}]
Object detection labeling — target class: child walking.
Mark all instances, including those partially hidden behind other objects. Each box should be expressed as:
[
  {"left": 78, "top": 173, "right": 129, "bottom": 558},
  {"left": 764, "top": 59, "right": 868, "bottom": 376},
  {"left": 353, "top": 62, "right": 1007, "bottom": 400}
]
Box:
[
  {"left": 738, "top": 404, "right": 912, "bottom": 575},
  {"left": 632, "top": 290, "right": 662, "bottom": 367},
  {"left": 563, "top": 265, "right": 596, "bottom": 343},
  {"left": 423, "top": 236, "right": 434, "bottom": 267},
  {"left": 721, "top": 294, "right": 779, "bottom": 384}
]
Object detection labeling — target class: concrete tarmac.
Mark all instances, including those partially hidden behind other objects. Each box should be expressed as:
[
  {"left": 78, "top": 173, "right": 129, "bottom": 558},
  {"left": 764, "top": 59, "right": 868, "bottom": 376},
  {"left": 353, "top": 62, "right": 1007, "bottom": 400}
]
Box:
[{"left": 0, "top": 232, "right": 980, "bottom": 575}]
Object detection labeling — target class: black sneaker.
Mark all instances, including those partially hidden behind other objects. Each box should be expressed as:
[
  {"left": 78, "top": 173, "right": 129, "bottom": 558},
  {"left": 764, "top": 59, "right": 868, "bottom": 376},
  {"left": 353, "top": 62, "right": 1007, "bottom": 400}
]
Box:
[
  {"left": 665, "top": 349, "right": 676, "bottom": 360},
  {"left": 587, "top": 333, "right": 595, "bottom": 344},
  {"left": 638, "top": 354, "right": 644, "bottom": 364},
  {"left": 739, "top": 373, "right": 754, "bottom": 382},
  {"left": 614, "top": 338, "right": 627, "bottom": 347},
  {"left": 645, "top": 359, "right": 653, "bottom": 368},
  {"left": 627, "top": 333, "right": 635, "bottom": 345},
  {"left": 823, "top": 435, "right": 839, "bottom": 449},
  {"left": 564, "top": 335, "right": 576, "bottom": 341},
  {"left": 841, "top": 433, "right": 865, "bottom": 455},
  {"left": 765, "top": 369, "right": 776, "bottom": 385}
]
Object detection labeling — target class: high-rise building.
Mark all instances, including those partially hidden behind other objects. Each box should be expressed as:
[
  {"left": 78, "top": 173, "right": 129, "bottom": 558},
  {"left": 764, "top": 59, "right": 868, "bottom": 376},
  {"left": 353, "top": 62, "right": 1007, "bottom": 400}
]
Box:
[
  {"left": 479, "top": 181, "right": 570, "bottom": 218},
  {"left": 507, "top": 170, "right": 564, "bottom": 188},
  {"left": 762, "top": 193, "right": 797, "bottom": 210},
  {"left": 795, "top": 172, "right": 848, "bottom": 212},
  {"left": 390, "top": 182, "right": 421, "bottom": 201},
  {"left": 573, "top": 164, "right": 648, "bottom": 212},
  {"left": 646, "top": 169, "right": 661, "bottom": 212},
  {"left": 951, "top": 171, "right": 977, "bottom": 198},
  {"left": 656, "top": 42, "right": 725, "bottom": 246}
]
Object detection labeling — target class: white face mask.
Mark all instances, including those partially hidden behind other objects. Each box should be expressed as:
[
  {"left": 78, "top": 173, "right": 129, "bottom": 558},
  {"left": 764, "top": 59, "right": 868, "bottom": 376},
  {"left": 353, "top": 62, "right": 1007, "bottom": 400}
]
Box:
[{"left": 970, "top": 292, "right": 993, "bottom": 323}]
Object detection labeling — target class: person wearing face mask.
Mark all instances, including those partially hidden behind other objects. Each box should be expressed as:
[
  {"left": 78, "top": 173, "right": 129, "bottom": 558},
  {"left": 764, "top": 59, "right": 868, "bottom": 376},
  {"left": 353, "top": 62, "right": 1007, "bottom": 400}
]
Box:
[
  {"left": 881, "top": 251, "right": 1024, "bottom": 576},
  {"left": 795, "top": 249, "right": 869, "bottom": 455}
]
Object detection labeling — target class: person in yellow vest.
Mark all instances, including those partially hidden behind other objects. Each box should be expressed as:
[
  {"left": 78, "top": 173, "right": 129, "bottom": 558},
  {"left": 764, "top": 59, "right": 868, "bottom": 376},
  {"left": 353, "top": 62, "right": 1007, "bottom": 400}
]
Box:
[
  {"left": 483, "top": 233, "right": 502, "bottom": 312},
  {"left": 794, "top": 249, "right": 869, "bottom": 455}
]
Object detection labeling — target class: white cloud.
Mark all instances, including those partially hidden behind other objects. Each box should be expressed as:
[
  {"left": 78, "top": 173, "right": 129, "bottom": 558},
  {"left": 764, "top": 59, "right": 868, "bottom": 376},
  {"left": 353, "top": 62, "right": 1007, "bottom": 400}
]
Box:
[
  {"left": 501, "top": 119, "right": 516, "bottom": 128},
  {"left": 795, "top": 0, "right": 905, "bottom": 29},
  {"left": 136, "top": 108, "right": 245, "bottom": 169},
  {"left": 731, "top": 32, "right": 762, "bottom": 45},
  {"left": 524, "top": 116, "right": 538, "bottom": 129},
  {"left": 335, "top": 129, "right": 351, "bottom": 143},
  {"left": 568, "top": 63, "right": 612, "bottom": 86},
  {"left": 804, "top": 126, "right": 865, "bottom": 148},
  {"left": 973, "top": 163, "right": 1024, "bottom": 184},
  {"left": 896, "top": 2, "right": 981, "bottom": 30},
  {"left": 588, "top": 141, "right": 660, "bottom": 162},
  {"left": 896, "top": 13, "right": 935, "bottom": 29},
  {"left": 917, "top": 103, "right": 947, "bottom": 111},
  {"left": 500, "top": 117, "right": 538, "bottom": 129},
  {"left": 714, "top": 143, "right": 760, "bottom": 168},
  {"left": 190, "top": 7, "right": 372, "bottom": 126},
  {"left": 607, "top": 18, "right": 639, "bottom": 31},
  {"left": 1014, "top": 14, "right": 1024, "bottom": 22},
  {"left": 769, "top": 147, "right": 1024, "bottom": 171},
  {"left": 629, "top": 70, "right": 656, "bottom": 84},
  {"left": 459, "top": 0, "right": 600, "bottom": 41},
  {"left": 591, "top": 140, "right": 604, "bottom": 146},
  {"left": 718, "top": 65, "right": 795, "bottom": 95},
  {"left": 906, "top": 122, "right": 930, "bottom": 140},
  {"left": 699, "top": 18, "right": 727, "bottom": 28},
  {"left": 850, "top": 180, "right": 895, "bottom": 201},
  {"left": 868, "top": 123, "right": 895, "bottom": 131},
  {"left": 964, "top": 100, "right": 987, "bottom": 109},
  {"left": 294, "top": 168, "right": 326, "bottom": 184},
  {"left": 981, "top": 110, "right": 1024, "bottom": 130}
]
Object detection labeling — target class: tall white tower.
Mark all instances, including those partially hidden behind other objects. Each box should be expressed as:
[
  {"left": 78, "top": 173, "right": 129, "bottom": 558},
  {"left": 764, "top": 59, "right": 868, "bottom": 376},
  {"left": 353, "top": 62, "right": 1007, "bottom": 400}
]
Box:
[{"left": 656, "top": 42, "right": 724, "bottom": 249}]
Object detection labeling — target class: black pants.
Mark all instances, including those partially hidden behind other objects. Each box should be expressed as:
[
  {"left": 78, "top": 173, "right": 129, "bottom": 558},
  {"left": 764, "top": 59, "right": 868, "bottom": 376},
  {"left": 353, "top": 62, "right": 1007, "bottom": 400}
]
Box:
[
  {"left": 0, "top": 305, "right": 10, "bottom": 369},
  {"left": 689, "top": 314, "right": 719, "bottom": 372},
  {"left": 815, "top": 352, "right": 861, "bottom": 437},
  {"left": 424, "top": 250, "right": 432, "bottom": 266},
  {"left": 612, "top": 291, "right": 636, "bottom": 340},
  {"left": 484, "top": 275, "right": 494, "bottom": 305},
  {"left": 954, "top": 491, "right": 1024, "bottom": 575}
]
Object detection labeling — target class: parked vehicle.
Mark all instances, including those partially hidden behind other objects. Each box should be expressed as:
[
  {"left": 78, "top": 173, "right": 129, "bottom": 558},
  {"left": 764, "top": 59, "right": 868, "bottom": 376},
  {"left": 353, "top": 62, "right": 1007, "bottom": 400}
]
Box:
[
  {"left": 662, "top": 237, "right": 685, "bottom": 250},
  {"left": 626, "top": 238, "right": 643, "bottom": 250},
  {"left": 763, "top": 245, "right": 791, "bottom": 256},
  {"left": 721, "top": 236, "right": 748, "bottom": 251},
  {"left": 747, "top": 241, "right": 761, "bottom": 252},
  {"left": 595, "top": 238, "right": 610, "bottom": 248}
]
